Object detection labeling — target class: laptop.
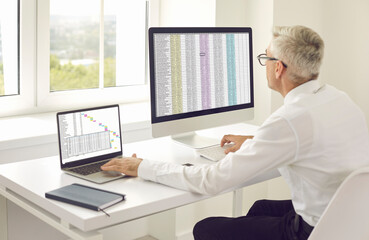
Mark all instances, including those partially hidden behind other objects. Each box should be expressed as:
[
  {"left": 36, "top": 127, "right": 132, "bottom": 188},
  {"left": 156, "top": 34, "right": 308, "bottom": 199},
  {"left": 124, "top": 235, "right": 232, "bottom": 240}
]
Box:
[{"left": 57, "top": 104, "right": 125, "bottom": 184}]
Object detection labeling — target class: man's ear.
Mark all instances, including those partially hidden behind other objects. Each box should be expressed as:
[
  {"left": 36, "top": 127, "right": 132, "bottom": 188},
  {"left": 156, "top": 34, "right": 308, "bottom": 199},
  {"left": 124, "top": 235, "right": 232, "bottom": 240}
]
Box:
[{"left": 275, "top": 61, "right": 285, "bottom": 79}]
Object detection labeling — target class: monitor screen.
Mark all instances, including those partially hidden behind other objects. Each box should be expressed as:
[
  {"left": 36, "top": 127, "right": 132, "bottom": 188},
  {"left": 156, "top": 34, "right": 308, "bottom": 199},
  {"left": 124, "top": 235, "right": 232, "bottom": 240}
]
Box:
[{"left": 149, "top": 27, "right": 254, "bottom": 148}]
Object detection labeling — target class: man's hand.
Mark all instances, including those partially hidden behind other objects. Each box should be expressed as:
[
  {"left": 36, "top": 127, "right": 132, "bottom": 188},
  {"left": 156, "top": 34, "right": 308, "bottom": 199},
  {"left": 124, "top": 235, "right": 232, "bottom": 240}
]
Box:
[
  {"left": 101, "top": 154, "right": 143, "bottom": 177},
  {"left": 220, "top": 134, "right": 253, "bottom": 154}
]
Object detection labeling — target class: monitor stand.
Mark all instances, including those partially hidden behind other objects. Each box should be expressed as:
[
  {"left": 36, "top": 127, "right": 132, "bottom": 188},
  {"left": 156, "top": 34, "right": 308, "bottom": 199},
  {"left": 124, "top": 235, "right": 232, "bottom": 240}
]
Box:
[{"left": 171, "top": 132, "right": 219, "bottom": 149}]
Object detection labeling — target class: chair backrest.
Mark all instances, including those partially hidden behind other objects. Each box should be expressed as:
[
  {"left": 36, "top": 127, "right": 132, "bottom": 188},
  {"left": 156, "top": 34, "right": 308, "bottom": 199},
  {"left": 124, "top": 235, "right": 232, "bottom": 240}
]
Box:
[{"left": 308, "top": 167, "right": 369, "bottom": 240}]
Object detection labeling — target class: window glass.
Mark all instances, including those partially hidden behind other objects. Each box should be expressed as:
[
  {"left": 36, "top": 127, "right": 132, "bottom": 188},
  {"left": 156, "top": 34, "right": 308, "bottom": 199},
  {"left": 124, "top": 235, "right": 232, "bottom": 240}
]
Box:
[
  {"left": 0, "top": 0, "right": 19, "bottom": 96},
  {"left": 50, "top": 0, "right": 146, "bottom": 92},
  {"left": 50, "top": 0, "right": 100, "bottom": 91},
  {"left": 104, "top": 0, "right": 146, "bottom": 87}
]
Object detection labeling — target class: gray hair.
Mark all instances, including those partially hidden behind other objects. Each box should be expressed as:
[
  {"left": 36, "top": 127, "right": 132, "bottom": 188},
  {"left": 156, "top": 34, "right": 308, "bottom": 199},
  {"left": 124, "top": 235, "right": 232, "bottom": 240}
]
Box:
[{"left": 270, "top": 25, "right": 324, "bottom": 83}]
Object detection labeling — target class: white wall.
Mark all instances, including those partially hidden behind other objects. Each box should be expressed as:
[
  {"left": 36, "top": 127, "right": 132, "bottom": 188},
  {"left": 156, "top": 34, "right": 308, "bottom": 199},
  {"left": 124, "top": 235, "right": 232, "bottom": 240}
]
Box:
[
  {"left": 320, "top": 0, "right": 369, "bottom": 125},
  {"left": 159, "top": 0, "right": 216, "bottom": 27}
]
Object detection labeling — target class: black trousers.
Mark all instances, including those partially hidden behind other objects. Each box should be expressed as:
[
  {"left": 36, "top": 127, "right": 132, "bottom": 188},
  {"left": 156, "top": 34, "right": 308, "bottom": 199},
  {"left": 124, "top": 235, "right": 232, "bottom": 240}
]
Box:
[{"left": 193, "top": 199, "right": 314, "bottom": 240}]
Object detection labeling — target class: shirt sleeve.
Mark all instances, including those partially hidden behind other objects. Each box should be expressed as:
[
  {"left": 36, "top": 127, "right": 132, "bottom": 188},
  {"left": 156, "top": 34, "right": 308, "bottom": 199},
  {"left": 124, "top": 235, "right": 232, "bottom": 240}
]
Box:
[{"left": 138, "top": 114, "right": 298, "bottom": 195}]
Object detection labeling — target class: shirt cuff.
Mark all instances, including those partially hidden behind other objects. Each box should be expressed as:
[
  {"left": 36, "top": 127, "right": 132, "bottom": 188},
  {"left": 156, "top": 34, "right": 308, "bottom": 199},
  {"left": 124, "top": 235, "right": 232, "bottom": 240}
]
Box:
[{"left": 137, "top": 159, "right": 156, "bottom": 181}]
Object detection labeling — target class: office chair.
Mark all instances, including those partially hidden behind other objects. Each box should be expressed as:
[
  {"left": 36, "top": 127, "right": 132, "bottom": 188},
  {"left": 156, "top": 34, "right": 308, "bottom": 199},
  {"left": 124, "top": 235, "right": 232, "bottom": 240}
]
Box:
[{"left": 308, "top": 167, "right": 369, "bottom": 240}]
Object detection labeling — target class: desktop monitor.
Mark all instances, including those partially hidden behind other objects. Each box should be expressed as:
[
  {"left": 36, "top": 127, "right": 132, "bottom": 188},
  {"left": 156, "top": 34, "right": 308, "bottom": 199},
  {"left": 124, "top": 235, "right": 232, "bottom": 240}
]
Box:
[{"left": 149, "top": 27, "right": 254, "bottom": 148}]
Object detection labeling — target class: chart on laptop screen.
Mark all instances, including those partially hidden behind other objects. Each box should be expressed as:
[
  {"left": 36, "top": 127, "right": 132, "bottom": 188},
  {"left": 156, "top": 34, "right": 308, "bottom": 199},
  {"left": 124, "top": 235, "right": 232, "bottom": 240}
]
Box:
[{"left": 58, "top": 106, "right": 121, "bottom": 164}]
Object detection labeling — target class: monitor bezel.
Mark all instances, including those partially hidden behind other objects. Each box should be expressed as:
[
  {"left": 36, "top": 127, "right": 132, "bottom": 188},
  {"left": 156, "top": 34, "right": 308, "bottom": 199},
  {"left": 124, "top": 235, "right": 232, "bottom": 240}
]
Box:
[{"left": 148, "top": 27, "right": 254, "bottom": 124}]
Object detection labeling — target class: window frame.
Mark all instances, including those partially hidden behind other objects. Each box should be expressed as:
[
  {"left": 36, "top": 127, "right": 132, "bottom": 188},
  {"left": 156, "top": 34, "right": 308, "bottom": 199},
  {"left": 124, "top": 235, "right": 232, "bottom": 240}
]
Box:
[{"left": 0, "top": 0, "right": 35, "bottom": 118}]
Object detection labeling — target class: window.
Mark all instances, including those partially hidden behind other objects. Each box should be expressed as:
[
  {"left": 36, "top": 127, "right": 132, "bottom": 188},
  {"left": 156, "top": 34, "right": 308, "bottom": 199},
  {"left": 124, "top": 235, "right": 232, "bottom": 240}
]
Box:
[
  {"left": 38, "top": 0, "right": 149, "bottom": 111},
  {"left": 0, "top": 0, "right": 156, "bottom": 118}
]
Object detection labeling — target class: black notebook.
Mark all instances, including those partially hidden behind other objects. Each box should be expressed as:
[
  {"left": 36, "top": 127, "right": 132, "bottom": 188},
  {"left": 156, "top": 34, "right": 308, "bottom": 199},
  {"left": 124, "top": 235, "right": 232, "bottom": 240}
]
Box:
[{"left": 45, "top": 183, "right": 125, "bottom": 214}]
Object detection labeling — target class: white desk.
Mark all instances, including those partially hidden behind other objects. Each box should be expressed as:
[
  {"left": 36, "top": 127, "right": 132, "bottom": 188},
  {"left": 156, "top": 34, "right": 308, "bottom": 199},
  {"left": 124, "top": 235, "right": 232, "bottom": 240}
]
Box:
[{"left": 0, "top": 123, "right": 280, "bottom": 240}]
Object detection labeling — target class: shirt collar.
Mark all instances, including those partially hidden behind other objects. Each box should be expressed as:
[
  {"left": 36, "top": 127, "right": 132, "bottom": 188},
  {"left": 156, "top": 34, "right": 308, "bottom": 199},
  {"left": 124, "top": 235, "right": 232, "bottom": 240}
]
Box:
[{"left": 284, "top": 80, "right": 322, "bottom": 104}]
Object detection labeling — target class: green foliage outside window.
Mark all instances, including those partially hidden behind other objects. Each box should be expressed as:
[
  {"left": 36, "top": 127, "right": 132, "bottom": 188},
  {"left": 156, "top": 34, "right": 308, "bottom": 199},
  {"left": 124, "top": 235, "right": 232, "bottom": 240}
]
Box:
[
  {"left": 50, "top": 54, "right": 116, "bottom": 91},
  {"left": 0, "top": 56, "right": 117, "bottom": 95}
]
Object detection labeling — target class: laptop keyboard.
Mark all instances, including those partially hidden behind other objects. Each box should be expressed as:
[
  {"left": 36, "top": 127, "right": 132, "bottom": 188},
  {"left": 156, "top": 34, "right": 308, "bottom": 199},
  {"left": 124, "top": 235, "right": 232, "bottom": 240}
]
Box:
[{"left": 69, "top": 160, "right": 109, "bottom": 176}]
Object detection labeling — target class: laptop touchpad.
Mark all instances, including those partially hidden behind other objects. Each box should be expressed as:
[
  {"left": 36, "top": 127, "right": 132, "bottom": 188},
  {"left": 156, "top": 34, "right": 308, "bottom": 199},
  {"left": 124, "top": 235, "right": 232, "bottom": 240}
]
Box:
[{"left": 101, "top": 171, "right": 123, "bottom": 177}]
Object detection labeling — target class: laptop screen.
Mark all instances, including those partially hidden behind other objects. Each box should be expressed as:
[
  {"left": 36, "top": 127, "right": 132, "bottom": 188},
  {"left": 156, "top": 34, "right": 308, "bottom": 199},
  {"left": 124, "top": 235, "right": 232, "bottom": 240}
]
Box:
[{"left": 57, "top": 105, "right": 122, "bottom": 166}]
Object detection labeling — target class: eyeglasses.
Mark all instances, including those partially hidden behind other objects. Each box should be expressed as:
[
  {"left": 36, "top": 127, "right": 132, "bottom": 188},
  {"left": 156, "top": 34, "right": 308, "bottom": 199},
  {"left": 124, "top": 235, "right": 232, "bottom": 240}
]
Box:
[{"left": 257, "top": 53, "right": 288, "bottom": 68}]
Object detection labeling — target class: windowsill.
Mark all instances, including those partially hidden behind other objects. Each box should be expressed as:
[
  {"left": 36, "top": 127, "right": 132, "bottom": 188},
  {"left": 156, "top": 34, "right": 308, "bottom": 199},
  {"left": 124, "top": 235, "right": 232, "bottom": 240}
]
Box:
[{"left": 0, "top": 102, "right": 151, "bottom": 151}]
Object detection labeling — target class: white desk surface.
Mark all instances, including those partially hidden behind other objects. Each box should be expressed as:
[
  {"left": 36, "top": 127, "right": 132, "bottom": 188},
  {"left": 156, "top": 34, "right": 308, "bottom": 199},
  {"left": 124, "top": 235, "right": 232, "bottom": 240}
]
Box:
[{"left": 0, "top": 123, "right": 280, "bottom": 232}]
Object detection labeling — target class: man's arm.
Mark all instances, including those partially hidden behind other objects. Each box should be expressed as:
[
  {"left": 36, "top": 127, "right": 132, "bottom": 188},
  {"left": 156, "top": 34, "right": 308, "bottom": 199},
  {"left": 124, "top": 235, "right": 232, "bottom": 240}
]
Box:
[{"left": 100, "top": 115, "right": 297, "bottom": 195}]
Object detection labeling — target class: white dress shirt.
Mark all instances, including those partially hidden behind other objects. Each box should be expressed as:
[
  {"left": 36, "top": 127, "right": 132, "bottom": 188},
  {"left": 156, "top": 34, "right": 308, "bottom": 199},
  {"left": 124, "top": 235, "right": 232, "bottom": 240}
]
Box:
[{"left": 138, "top": 80, "right": 369, "bottom": 226}]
